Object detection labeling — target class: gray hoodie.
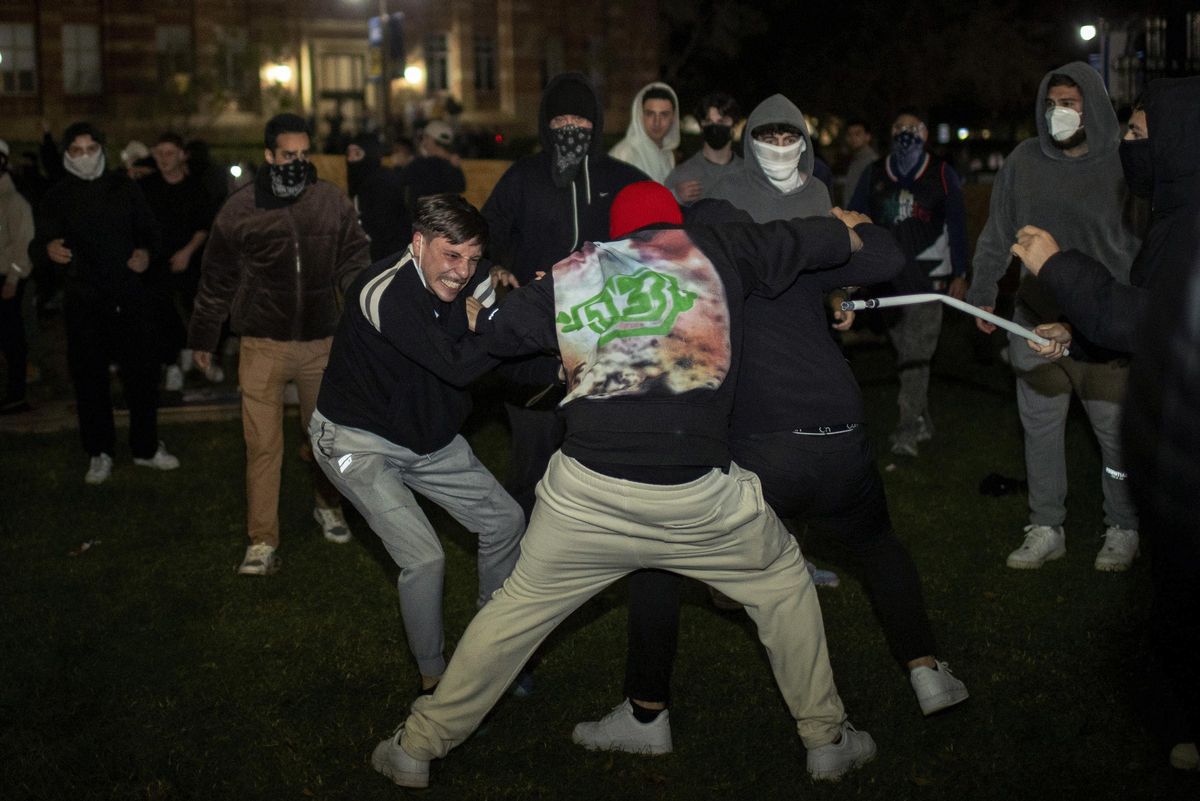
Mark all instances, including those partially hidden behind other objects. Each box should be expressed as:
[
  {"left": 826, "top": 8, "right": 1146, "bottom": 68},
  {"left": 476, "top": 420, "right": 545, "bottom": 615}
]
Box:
[
  {"left": 967, "top": 61, "right": 1140, "bottom": 323},
  {"left": 707, "top": 94, "right": 832, "bottom": 222}
]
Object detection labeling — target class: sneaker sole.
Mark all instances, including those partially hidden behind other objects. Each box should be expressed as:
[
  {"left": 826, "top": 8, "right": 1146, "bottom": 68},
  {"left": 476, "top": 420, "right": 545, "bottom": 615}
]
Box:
[
  {"left": 571, "top": 729, "right": 673, "bottom": 756},
  {"left": 809, "top": 744, "right": 877, "bottom": 781},
  {"left": 1095, "top": 549, "right": 1138, "bottom": 572},
  {"left": 1006, "top": 547, "right": 1065, "bottom": 569},
  {"left": 371, "top": 742, "right": 429, "bottom": 788},
  {"left": 919, "top": 687, "right": 970, "bottom": 716}
]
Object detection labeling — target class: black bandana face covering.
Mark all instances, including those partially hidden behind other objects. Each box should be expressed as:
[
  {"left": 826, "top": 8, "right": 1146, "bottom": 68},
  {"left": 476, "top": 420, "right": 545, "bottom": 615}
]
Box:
[
  {"left": 269, "top": 159, "right": 317, "bottom": 199},
  {"left": 1118, "top": 139, "right": 1153, "bottom": 198},
  {"left": 550, "top": 125, "right": 592, "bottom": 187}
]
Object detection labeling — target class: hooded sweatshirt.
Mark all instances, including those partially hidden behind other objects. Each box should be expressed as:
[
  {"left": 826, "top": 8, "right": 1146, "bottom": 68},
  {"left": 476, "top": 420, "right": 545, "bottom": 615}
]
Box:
[
  {"left": 707, "top": 94, "right": 832, "bottom": 222},
  {"left": 481, "top": 72, "right": 648, "bottom": 285},
  {"left": 1036, "top": 76, "right": 1200, "bottom": 353},
  {"left": 609, "top": 82, "right": 682, "bottom": 184},
  {"left": 347, "top": 134, "right": 411, "bottom": 262},
  {"left": 967, "top": 61, "right": 1141, "bottom": 339}
]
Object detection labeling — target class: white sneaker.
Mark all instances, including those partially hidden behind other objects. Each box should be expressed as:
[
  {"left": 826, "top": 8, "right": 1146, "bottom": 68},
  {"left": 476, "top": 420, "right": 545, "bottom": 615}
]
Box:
[
  {"left": 1006, "top": 524, "right": 1065, "bottom": 569},
  {"left": 806, "top": 721, "right": 877, "bottom": 781},
  {"left": 371, "top": 725, "right": 430, "bottom": 788},
  {"left": 314, "top": 506, "right": 352, "bottom": 544},
  {"left": 164, "top": 364, "right": 184, "bottom": 391},
  {"left": 133, "top": 441, "right": 180, "bottom": 471},
  {"left": 84, "top": 453, "right": 113, "bottom": 485},
  {"left": 237, "top": 543, "right": 280, "bottom": 576},
  {"left": 1094, "top": 527, "right": 1138, "bottom": 572},
  {"left": 204, "top": 363, "right": 225, "bottom": 383},
  {"left": 808, "top": 562, "right": 840, "bottom": 588},
  {"left": 910, "top": 660, "right": 969, "bottom": 715},
  {"left": 572, "top": 699, "right": 673, "bottom": 755},
  {"left": 179, "top": 349, "right": 194, "bottom": 373}
]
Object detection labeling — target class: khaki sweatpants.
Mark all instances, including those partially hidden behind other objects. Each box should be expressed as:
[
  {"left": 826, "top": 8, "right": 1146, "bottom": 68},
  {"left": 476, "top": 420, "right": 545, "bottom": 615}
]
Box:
[
  {"left": 239, "top": 336, "right": 340, "bottom": 548},
  {"left": 402, "top": 451, "right": 848, "bottom": 760}
]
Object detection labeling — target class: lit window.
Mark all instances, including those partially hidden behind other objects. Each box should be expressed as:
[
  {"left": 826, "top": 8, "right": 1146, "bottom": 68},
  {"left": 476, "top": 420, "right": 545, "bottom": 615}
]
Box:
[
  {"left": 0, "top": 23, "right": 37, "bottom": 95},
  {"left": 63, "top": 23, "right": 102, "bottom": 95}
]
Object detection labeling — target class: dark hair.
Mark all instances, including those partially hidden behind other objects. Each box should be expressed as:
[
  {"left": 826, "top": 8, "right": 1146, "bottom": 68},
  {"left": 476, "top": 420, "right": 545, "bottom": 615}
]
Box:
[
  {"left": 155, "top": 131, "right": 185, "bottom": 149},
  {"left": 1130, "top": 93, "right": 1145, "bottom": 112},
  {"left": 62, "top": 121, "right": 106, "bottom": 152},
  {"left": 413, "top": 194, "right": 488, "bottom": 246},
  {"left": 845, "top": 118, "right": 871, "bottom": 134},
  {"left": 643, "top": 87, "right": 675, "bottom": 109},
  {"left": 893, "top": 106, "right": 926, "bottom": 125},
  {"left": 264, "top": 113, "right": 311, "bottom": 150},
  {"left": 696, "top": 91, "right": 741, "bottom": 123},
  {"left": 1047, "top": 73, "right": 1079, "bottom": 90},
  {"left": 751, "top": 122, "right": 804, "bottom": 139},
  {"left": 393, "top": 135, "right": 415, "bottom": 154}
]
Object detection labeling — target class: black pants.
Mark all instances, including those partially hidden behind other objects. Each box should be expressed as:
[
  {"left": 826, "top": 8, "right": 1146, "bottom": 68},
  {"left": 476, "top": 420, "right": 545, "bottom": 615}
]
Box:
[
  {"left": 64, "top": 288, "right": 160, "bottom": 458},
  {"left": 624, "top": 428, "right": 938, "bottom": 704},
  {"left": 0, "top": 280, "right": 27, "bottom": 403},
  {"left": 1145, "top": 511, "right": 1200, "bottom": 747},
  {"left": 503, "top": 402, "right": 565, "bottom": 523}
]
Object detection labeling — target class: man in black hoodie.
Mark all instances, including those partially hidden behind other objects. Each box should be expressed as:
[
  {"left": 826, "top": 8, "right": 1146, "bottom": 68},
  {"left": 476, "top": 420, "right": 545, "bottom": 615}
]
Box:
[
  {"left": 346, "top": 133, "right": 411, "bottom": 262},
  {"left": 36, "top": 122, "right": 177, "bottom": 484},
  {"left": 482, "top": 73, "right": 648, "bottom": 521}
]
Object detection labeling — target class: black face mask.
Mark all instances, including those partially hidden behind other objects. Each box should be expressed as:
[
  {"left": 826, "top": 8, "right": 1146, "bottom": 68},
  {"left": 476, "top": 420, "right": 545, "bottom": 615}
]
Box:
[
  {"left": 550, "top": 125, "right": 592, "bottom": 188},
  {"left": 269, "top": 159, "right": 317, "bottom": 199},
  {"left": 701, "top": 123, "right": 732, "bottom": 150},
  {"left": 1119, "top": 138, "right": 1153, "bottom": 199}
]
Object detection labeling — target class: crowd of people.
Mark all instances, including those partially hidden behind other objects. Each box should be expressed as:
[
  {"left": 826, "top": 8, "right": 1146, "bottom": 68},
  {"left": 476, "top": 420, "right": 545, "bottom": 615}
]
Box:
[{"left": 1, "top": 61, "right": 1196, "bottom": 786}]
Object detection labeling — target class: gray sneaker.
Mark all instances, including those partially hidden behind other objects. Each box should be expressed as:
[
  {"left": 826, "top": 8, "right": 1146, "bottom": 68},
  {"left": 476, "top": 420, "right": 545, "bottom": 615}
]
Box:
[
  {"left": 1006, "top": 524, "right": 1065, "bottom": 569},
  {"left": 371, "top": 725, "right": 430, "bottom": 788},
  {"left": 1094, "top": 526, "right": 1138, "bottom": 572},
  {"left": 910, "top": 660, "right": 969, "bottom": 715},
  {"left": 806, "top": 721, "right": 877, "bottom": 781},
  {"left": 237, "top": 543, "right": 280, "bottom": 576},
  {"left": 84, "top": 453, "right": 113, "bottom": 485},
  {"left": 133, "top": 441, "right": 180, "bottom": 471},
  {"left": 572, "top": 699, "right": 672, "bottom": 755}
]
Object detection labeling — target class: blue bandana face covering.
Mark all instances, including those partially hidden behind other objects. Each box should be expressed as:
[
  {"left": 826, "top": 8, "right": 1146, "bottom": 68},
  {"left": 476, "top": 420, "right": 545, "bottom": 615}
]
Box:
[{"left": 891, "top": 130, "right": 925, "bottom": 175}]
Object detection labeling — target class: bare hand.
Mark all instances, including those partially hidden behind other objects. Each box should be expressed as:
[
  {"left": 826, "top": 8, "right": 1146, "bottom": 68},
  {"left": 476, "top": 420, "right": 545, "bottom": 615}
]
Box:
[
  {"left": 1010, "top": 225, "right": 1061, "bottom": 276},
  {"left": 47, "top": 239, "right": 73, "bottom": 264},
  {"left": 169, "top": 248, "right": 192, "bottom": 273},
  {"left": 947, "top": 276, "right": 968, "bottom": 301},
  {"left": 829, "top": 291, "right": 855, "bottom": 331},
  {"left": 1026, "top": 322, "right": 1072, "bottom": 360},
  {"left": 127, "top": 249, "right": 150, "bottom": 273},
  {"left": 2, "top": 281, "right": 16, "bottom": 301},
  {"left": 193, "top": 351, "right": 212, "bottom": 370},
  {"left": 830, "top": 207, "right": 872, "bottom": 228},
  {"left": 676, "top": 180, "right": 703, "bottom": 203},
  {"left": 465, "top": 297, "right": 483, "bottom": 332},
  {"left": 975, "top": 305, "right": 997, "bottom": 335},
  {"left": 489, "top": 266, "right": 520, "bottom": 290}
]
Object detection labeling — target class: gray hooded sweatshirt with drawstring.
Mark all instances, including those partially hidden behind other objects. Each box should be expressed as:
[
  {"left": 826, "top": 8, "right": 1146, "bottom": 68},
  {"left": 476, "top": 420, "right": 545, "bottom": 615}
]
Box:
[
  {"left": 707, "top": 94, "right": 832, "bottom": 222},
  {"left": 967, "top": 61, "right": 1141, "bottom": 328}
]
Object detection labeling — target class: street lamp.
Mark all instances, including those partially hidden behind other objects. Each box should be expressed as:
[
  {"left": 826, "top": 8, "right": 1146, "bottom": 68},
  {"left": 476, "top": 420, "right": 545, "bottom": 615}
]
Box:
[{"left": 1079, "top": 24, "right": 1097, "bottom": 41}]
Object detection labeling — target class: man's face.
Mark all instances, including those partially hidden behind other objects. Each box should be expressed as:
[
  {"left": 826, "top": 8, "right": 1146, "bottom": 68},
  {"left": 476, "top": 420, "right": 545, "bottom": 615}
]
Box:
[
  {"left": 752, "top": 129, "right": 802, "bottom": 147},
  {"left": 703, "top": 106, "right": 734, "bottom": 128},
  {"left": 414, "top": 232, "right": 483, "bottom": 302},
  {"left": 1045, "top": 85, "right": 1084, "bottom": 117},
  {"left": 549, "top": 114, "right": 593, "bottom": 131},
  {"left": 846, "top": 124, "right": 870, "bottom": 152},
  {"left": 66, "top": 135, "right": 102, "bottom": 160},
  {"left": 1125, "top": 109, "right": 1147, "bottom": 141},
  {"left": 891, "top": 114, "right": 926, "bottom": 140},
  {"left": 265, "top": 132, "right": 311, "bottom": 165},
  {"left": 346, "top": 144, "right": 366, "bottom": 163},
  {"left": 642, "top": 98, "right": 675, "bottom": 145},
  {"left": 152, "top": 142, "right": 185, "bottom": 174}
]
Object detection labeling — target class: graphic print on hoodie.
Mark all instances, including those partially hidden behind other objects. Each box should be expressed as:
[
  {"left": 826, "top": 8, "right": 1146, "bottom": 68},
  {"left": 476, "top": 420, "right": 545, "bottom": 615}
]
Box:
[{"left": 552, "top": 229, "right": 731, "bottom": 404}]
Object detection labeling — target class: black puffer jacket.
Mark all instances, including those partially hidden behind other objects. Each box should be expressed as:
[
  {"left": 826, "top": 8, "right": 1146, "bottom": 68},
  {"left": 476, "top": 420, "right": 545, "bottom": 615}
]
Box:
[{"left": 188, "top": 170, "right": 370, "bottom": 351}]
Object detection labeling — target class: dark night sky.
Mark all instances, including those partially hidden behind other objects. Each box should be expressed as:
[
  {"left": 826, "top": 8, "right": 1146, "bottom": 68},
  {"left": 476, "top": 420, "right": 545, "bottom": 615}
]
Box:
[{"left": 661, "top": 0, "right": 1192, "bottom": 136}]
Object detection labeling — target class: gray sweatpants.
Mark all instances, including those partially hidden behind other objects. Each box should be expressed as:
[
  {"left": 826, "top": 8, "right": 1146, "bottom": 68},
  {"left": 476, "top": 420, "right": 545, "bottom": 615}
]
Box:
[
  {"left": 1007, "top": 311, "right": 1138, "bottom": 531},
  {"left": 888, "top": 301, "right": 944, "bottom": 442},
  {"left": 310, "top": 410, "right": 525, "bottom": 676}
]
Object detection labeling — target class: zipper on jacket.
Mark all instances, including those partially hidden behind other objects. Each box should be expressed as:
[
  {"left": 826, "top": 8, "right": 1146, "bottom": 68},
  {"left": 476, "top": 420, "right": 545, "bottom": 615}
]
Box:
[{"left": 288, "top": 207, "right": 304, "bottom": 340}]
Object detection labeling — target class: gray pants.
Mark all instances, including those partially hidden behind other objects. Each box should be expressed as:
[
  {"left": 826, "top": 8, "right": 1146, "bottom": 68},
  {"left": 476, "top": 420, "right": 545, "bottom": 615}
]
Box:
[
  {"left": 1008, "top": 312, "right": 1138, "bottom": 531},
  {"left": 888, "top": 301, "right": 943, "bottom": 442},
  {"left": 310, "top": 410, "right": 525, "bottom": 676}
]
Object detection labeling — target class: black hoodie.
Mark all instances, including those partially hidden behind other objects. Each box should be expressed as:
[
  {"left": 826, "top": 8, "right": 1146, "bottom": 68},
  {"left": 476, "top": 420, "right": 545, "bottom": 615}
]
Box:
[
  {"left": 481, "top": 72, "right": 649, "bottom": 285},
  {"left": 347, "top": 134, "right": 411, "bottom": 262}
]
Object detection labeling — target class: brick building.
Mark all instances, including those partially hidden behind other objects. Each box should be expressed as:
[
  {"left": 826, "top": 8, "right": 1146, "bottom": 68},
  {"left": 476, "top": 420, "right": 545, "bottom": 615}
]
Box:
[{"left": 0, "top": 0, "right": 661, "bottom": 146}]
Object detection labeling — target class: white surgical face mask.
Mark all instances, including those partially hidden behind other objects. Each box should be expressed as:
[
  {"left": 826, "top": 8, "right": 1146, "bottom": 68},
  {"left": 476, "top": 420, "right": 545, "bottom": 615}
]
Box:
[{"left": 1045, "top": 107, "right": 1082, "bottom": 142}]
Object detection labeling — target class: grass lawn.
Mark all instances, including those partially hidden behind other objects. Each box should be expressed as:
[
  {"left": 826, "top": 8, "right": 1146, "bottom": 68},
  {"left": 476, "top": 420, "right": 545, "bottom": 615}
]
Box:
[{"left": 1, "top": 320, "right": 1196, "bottom": 801}]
